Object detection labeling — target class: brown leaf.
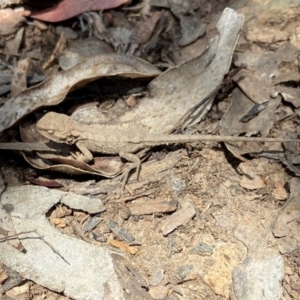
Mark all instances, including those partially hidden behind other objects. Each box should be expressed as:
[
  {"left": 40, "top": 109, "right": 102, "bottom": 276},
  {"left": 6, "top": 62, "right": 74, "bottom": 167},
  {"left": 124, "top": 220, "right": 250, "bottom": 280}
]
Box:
[
  {"left": 0, "top": 54, "right": 161, "bottom": 133},
  {"left": 234, "top": 69, "right": 272, "bottom": 104}
]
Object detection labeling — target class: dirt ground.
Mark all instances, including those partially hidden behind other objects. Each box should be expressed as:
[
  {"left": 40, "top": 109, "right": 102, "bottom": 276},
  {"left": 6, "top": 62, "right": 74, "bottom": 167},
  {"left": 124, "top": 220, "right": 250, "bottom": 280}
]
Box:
[{"left": 1, "top": 0, "right": 300, "bottom": 299}]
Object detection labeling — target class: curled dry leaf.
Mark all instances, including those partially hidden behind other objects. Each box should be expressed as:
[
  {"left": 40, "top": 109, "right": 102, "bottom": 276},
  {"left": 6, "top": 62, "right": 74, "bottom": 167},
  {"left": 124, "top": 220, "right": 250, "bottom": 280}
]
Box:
[
  {"left": 25, "top": 175, "right": 63, "bottom": 187},
  {"left": 55, "top": 8, "right": 243, "bottom": 136},
  {"left": 0, "top": 54, "right": 161, "bottom": 133},
  {"left": 23, "top": 153, "right": 126, "bottom": 178}
]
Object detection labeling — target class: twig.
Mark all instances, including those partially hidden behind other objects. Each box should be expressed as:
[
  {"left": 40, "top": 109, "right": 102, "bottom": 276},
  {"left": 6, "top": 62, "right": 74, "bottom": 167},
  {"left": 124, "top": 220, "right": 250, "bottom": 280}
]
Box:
[
  {"left": 0, "top": 229, "right": 37, "bottom": 242},
  {"left": 0, "top": 229, "right": 70, "bottom": 265}
]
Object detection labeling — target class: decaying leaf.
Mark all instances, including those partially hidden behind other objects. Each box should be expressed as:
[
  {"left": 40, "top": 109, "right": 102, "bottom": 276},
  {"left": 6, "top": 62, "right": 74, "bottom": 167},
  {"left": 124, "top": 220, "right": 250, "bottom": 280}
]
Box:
[
  {"left": 236, "top": 42, "right": 299, "bottom": 76},
  {"left": 233, "top": 69, "right": 272, "bottom": 104},
  {"left": 0, "top": 54, "right": 161, "bottom": 133},
  {"left": 231, "top": 203, "right": 285, "bottom": 300},
  {"left": 24, "top": 152, "right": 126, "bottom": 178}
]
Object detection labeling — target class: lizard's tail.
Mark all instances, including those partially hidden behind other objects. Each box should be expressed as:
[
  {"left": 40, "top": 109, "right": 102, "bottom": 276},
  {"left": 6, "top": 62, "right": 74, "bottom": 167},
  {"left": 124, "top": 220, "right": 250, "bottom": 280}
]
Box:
[{"left": 141, "top": 134, "right": 299, "bottom": 146}]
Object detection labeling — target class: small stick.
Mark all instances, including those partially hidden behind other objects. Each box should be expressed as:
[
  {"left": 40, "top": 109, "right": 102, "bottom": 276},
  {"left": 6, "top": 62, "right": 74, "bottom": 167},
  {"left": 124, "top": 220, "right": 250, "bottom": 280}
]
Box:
[
  {"left": 0, "top": 229, "right": 70, "bottom": 265},
  {"left": 0, "top": 229, "right": 37, "bottom": 242},
  {"left": 0, "top": 142, "right": 73, "bottom": 152}
]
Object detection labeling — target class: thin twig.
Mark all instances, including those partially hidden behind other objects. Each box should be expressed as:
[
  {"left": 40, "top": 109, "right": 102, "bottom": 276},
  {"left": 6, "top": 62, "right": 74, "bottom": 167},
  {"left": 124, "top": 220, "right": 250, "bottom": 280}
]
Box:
[
  {"left": 0, "top": 229, "right": 70, "bottom": 265},
  {"left": 0, "top": 229, "right": 37, "bottom": 242}
]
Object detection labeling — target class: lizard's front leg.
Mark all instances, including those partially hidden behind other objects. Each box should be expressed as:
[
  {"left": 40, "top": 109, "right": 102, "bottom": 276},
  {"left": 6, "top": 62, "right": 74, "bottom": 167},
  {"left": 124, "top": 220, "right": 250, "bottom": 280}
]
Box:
[
  {"left": 72, "top": 142, "right": 94, "bottom": 163},
  {"left": 119, "top": 151, "right": 141, "bottom": 189}
]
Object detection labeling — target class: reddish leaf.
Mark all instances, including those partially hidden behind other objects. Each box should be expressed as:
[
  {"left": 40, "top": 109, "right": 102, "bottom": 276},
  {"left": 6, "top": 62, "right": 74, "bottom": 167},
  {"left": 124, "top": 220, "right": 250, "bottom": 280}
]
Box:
[
  {"left": 29, "top": 0, "right": 129, "bottom": 22},
  {"left": 25, "top": 174, "right": 63, "bottom": 187}
]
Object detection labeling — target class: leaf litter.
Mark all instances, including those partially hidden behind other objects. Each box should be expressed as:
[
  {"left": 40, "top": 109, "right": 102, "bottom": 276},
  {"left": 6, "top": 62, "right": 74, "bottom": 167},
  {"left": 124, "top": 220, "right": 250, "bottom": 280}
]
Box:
[{"left": 0, "top": 1, "right": 300, "bottom": 300}]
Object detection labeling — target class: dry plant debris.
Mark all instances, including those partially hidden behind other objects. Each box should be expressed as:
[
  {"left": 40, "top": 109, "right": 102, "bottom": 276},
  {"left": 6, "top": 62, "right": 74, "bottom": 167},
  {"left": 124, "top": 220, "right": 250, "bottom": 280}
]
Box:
[{"left": 0, "top": 1, "right": 300, "bottom": 299}]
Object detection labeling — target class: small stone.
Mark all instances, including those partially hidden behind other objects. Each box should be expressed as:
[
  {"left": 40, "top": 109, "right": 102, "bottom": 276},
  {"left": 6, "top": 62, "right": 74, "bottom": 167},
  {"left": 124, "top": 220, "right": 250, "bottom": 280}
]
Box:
[
  {"left": 171, "top": 177, "right": 186, "bottom": 192},
  {"left": 56, "top": 26, "right": 78, "bottom": 39},
  {"left": 148, "top": 285, "right": 169, "bottom": 300},
  {"left": 192, "top": 242, "right": 214, "bottom": 256},
  {"left": 125, "top": 95, "right": 137, "bottom": 107},
  {"left": 119, "top": 208, "right": 131, "bottom": 220},
  {"left": 272, "top": 181, "right": 288, "bottom": 200},
  {"left": 176, "top": 265, "right": 193, "bottom": 280},
  {"left": 149, "top": 268, "right": 164, "bottom": 286},
  {"left": 240, "top": 175, "right": 265, "bottom": 190}
]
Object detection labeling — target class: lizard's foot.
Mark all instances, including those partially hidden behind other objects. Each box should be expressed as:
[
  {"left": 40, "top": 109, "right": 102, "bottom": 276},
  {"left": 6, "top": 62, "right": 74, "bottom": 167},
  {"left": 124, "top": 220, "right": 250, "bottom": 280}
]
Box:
[
  {"left": 119, "top": 169, "right": 130, "bottom": 190},
  {"left": 119, "top": 163, "right": 140, "bottom": 190},
  {"left": 74, "top": 142, "right": 94, "bottom": 163},
  {"left": 119, "top": 152, "right": 141, "bottom": 189},
  {"left": 71, "top": 151, "right": 90, "bottom": 163}
]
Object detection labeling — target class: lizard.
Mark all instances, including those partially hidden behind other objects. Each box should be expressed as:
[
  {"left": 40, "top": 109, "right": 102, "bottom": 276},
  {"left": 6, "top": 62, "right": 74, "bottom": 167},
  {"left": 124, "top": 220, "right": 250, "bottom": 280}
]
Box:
[{"left": 36, "top": 112, "right": 299, "bottom": 188}]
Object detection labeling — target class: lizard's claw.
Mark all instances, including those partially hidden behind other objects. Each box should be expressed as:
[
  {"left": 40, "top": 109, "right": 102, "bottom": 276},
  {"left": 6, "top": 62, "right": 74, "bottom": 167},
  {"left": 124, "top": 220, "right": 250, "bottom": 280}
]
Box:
[{"left": 119, "top": 163, "right": 141, "bottom": 190}]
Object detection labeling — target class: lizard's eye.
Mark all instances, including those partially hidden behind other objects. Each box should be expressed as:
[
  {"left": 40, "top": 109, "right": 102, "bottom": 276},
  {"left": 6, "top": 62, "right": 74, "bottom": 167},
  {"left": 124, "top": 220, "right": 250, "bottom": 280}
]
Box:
[{"left": 47, "top": 130, "right": 54, "bottom": 135}]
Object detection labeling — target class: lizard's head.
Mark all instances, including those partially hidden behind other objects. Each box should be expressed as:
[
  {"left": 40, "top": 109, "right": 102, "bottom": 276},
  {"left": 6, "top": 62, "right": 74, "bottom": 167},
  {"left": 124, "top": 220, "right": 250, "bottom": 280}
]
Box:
[{"left": 37, "top": 112, "right": 77, "bottom": 144}]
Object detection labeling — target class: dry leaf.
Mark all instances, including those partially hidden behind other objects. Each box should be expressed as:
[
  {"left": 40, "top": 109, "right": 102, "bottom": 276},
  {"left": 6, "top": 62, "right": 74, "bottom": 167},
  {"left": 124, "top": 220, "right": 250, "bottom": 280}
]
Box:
[{"left": 0, "top": 54, "right": 161, "bottom": 133}]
